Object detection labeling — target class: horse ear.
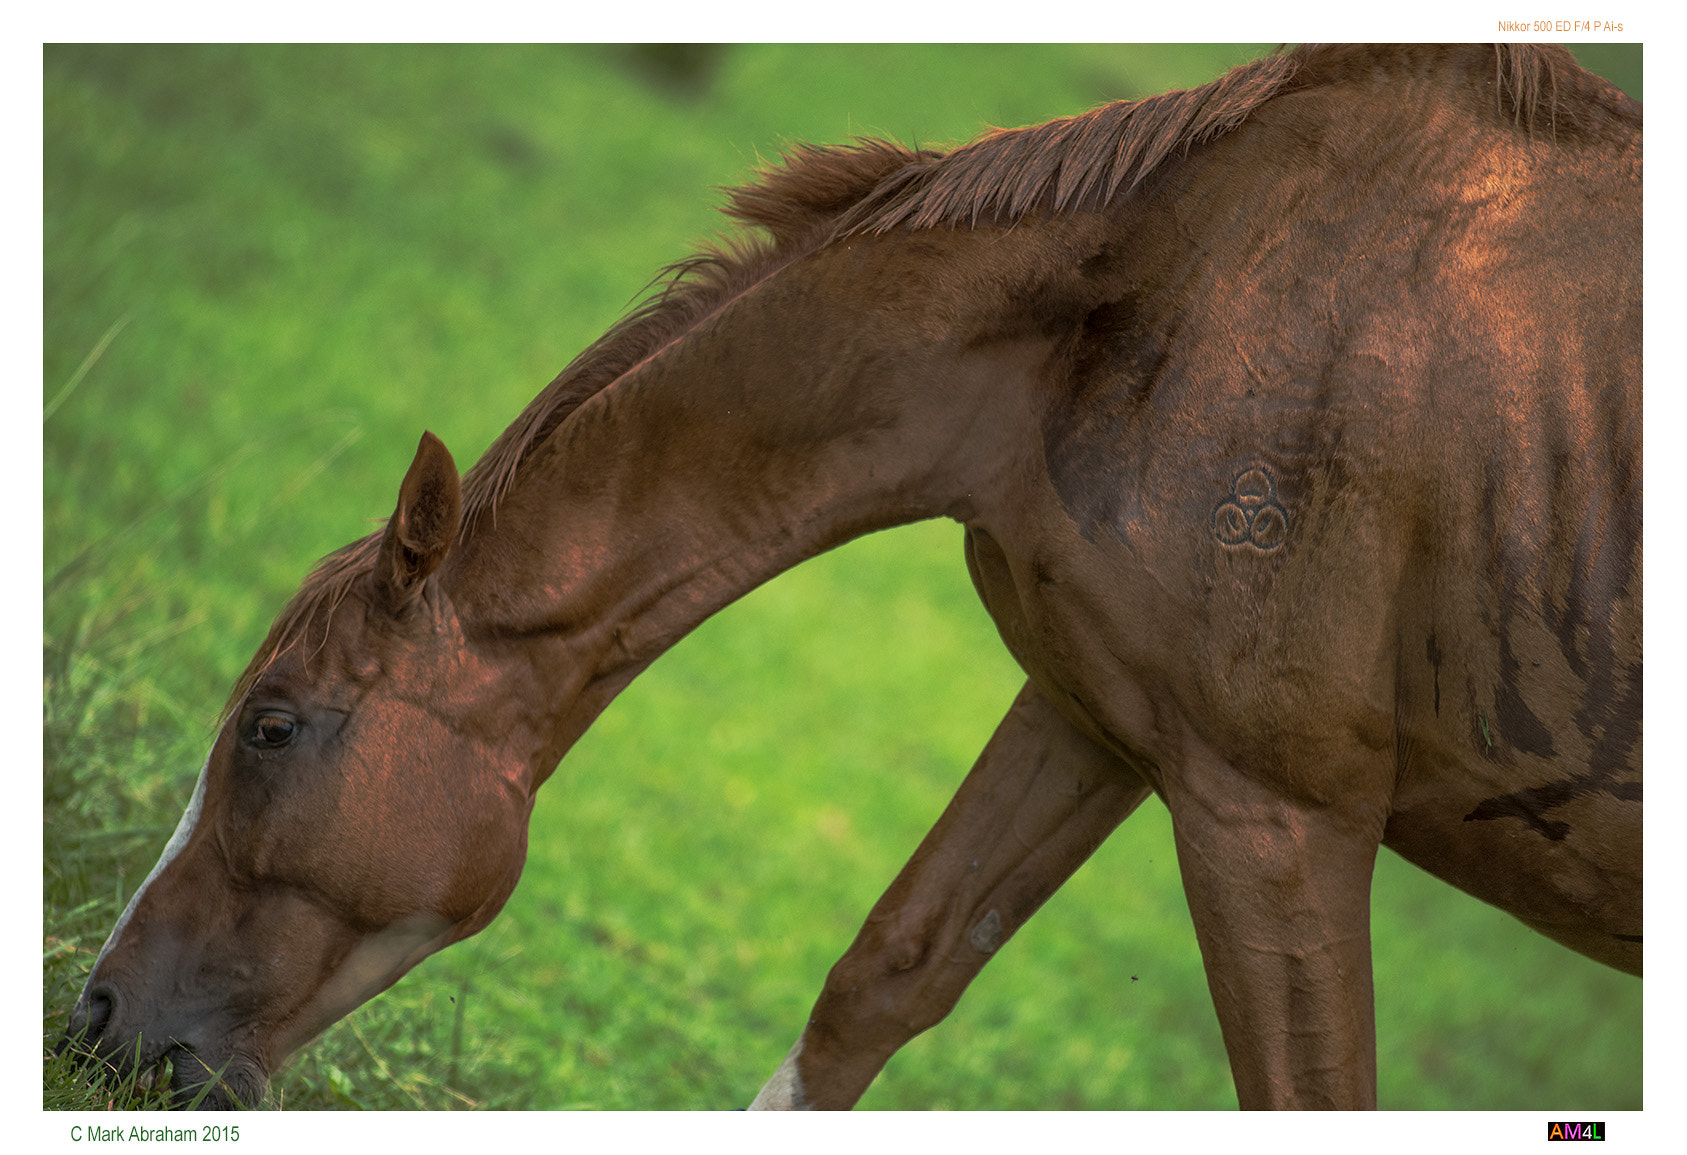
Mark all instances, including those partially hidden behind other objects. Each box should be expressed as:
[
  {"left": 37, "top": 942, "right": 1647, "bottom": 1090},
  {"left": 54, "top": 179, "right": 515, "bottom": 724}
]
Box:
[{"left": 375, "top": 431, "right": 461, "bottom": 610}]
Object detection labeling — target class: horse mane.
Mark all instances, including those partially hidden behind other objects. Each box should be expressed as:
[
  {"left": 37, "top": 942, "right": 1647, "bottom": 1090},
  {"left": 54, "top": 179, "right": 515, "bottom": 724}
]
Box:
[{"left": 225, "top": 42, "right": 1622, "bottom": 717}]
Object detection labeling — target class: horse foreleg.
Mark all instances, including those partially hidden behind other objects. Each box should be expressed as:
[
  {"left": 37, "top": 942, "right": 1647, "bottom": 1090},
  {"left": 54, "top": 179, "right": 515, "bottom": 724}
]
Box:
[
  {"left": 748, "top": 680, "right": 1151, "bottom": 1109},
  {"left": 1165, "top": 738, "right": 1389, "bottom": 1109}
]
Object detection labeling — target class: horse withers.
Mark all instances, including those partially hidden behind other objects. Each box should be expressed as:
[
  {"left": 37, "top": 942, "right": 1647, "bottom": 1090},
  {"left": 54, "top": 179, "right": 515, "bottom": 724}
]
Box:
[{"left": 62, "top": 44, "right": 1640, "bottom": 1109}]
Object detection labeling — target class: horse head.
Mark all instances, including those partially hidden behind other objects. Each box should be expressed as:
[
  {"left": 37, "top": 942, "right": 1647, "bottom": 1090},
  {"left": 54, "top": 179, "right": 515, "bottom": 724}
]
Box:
[{"left": 64, "top": 433, "right": 535, "bottom": 1108}]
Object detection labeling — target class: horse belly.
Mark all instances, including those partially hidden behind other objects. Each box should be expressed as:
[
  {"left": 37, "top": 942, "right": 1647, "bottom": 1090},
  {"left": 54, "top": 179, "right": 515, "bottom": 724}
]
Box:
[{"left": 1381, "top": 688, "right": 1642, "bottom": 974}]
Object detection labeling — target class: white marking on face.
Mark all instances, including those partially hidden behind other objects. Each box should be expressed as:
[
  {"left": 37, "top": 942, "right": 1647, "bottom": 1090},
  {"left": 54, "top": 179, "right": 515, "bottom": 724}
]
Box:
[
  {"left": 77, "top": 758, "right": 209, "bottom": 1001},
  {"left": 747, "top": 1037, "right": 810, "bottom": 1110}
]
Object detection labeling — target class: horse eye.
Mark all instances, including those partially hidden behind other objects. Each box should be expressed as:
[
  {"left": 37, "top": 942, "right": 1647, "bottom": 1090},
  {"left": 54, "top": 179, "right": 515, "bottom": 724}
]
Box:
[{"left": 251, "top": 714, "right": 298, "bottom": 748}]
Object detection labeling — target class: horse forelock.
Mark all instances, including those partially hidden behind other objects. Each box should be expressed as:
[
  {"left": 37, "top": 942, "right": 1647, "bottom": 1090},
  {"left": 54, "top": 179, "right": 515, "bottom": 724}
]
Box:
[
  {"left": 222, "top": 537, "right": 375, "bottom": 722},
  {"left": 227, "top": 43, "right": 1629, "bottom": 717}
]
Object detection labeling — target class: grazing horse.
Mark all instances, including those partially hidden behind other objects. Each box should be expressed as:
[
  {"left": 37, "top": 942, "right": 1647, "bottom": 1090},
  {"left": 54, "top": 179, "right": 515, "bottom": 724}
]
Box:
[{"left": 63, "top": 43, "right": 1640, "bottom": 1110}]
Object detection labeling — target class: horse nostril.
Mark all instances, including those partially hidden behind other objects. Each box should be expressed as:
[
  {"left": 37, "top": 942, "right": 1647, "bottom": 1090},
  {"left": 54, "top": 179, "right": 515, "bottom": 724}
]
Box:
[
  {"left": 68, "top": 986, "right": 116, "bottom": 1046},
  {"left": 86, "top": 987, "right": 115, "bottom": 1036},
  {"left": 58, "top": 985, "right": 116, "bottom": 1061}
]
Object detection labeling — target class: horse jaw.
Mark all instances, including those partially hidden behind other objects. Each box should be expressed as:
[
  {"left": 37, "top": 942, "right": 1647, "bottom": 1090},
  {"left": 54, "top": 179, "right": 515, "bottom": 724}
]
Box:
[{"left": 269, "top": 913, "right": 458, "bottom": 1063}]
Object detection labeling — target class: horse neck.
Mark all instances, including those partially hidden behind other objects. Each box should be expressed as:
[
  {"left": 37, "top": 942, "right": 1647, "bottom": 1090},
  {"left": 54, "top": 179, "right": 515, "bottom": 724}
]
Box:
[{"left": 445, "top": 229, "right": 1045, "bottom": 779}]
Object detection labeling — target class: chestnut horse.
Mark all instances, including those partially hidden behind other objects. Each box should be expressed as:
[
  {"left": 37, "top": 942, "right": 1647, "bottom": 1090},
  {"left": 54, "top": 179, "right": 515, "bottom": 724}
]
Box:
[{"left": 64, "top": 43, "right": 1641, "bottom": 1110}]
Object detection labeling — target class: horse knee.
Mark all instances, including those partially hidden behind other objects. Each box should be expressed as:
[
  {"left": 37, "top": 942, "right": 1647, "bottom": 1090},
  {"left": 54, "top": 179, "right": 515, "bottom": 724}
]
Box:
[
  {"left": 815, "top": 902, "right": 977, "bottom": 1042},
  {"left": 824, "top": 907, "right": 936, "bottom": 994}
]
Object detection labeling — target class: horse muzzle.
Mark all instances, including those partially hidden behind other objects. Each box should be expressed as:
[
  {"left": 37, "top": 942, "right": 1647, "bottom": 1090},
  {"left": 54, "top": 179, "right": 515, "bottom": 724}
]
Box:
[{"left": 61, "top": 982, "right": 269, "bottom": 1110}]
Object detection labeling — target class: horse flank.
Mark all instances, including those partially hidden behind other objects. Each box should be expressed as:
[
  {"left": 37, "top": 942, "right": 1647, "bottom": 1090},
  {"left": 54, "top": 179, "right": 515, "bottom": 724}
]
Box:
[{"left": 224, "top": 42, "right": 1620, "bottom": 717}]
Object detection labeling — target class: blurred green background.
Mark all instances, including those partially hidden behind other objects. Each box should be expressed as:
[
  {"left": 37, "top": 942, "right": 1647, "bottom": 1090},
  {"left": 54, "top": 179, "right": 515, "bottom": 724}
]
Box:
[{"left": 44, "top": 44, "right": 1642, "bottom": 1110}]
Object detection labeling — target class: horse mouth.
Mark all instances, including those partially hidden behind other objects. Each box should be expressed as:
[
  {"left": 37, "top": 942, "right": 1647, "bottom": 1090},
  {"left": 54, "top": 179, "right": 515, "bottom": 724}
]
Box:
[
  {"left": 160, "top": 1044, "right": 269, "bottom": 1110},
  {"left": 60, "top": 1035, "right": 268, "bottom": 1110}
]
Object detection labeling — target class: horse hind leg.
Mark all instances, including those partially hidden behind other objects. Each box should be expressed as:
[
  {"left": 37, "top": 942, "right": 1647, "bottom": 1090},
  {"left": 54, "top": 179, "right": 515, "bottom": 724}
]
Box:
[{"left": 748, "top": 681, "right": 1152, "bottom": 1109}]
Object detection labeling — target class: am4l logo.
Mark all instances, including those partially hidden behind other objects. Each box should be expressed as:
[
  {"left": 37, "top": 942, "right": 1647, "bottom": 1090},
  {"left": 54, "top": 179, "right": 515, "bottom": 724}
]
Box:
[{"left": 1547, "top": 1121, "right": 1605, "bottom": 1141}]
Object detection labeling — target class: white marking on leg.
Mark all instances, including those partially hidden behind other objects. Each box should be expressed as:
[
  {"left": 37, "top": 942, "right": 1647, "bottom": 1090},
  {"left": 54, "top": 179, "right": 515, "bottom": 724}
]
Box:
[
  {"left": 748, "top": 1037, "right": 810, "bottom": 1110},
  {"left": 77, "top": 759, "right": 209, "bottom": 1001}
]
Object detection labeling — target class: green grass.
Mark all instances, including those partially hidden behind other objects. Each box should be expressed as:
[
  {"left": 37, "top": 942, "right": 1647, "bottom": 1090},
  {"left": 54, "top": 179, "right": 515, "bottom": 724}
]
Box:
[{"left": 44, "top": 44, "right": 1642, "bottom": 1112}]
